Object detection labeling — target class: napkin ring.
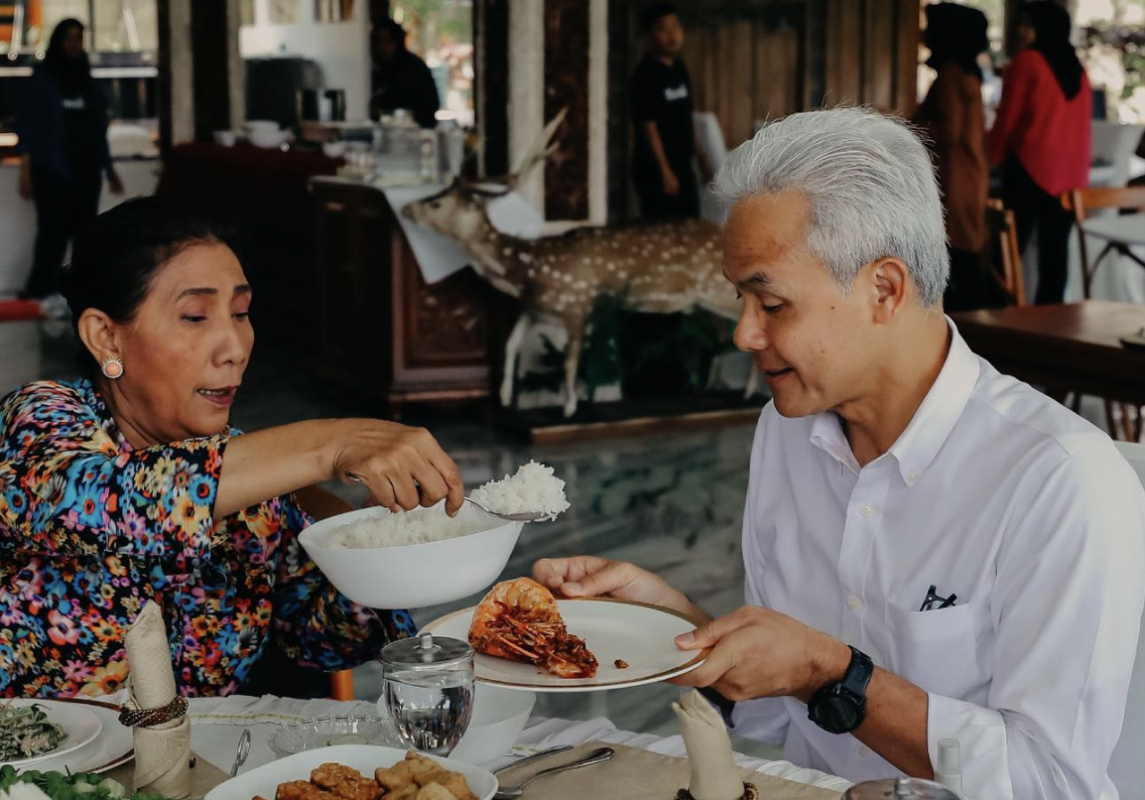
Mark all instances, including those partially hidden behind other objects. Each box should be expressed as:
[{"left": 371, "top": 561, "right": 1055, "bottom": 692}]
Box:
[
  {"left": 674, "top": 783, "right": 758, "bottom": 800},
  {"left": 118, "top": 695, "right": 189, "bottom": 728}
]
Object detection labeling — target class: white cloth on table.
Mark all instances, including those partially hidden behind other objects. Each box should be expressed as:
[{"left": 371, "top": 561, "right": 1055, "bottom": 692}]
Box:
[
  {"left": 182, "top": 696, "right": 851, "bottom": 792},
  {"left": 732, "top": 319, "right": 1145, "bottom": 800}
]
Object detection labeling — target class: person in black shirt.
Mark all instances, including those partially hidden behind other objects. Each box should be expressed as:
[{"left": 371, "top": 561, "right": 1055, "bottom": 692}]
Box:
[
  {"left": 15, "top": 18, "right": 123, "bottom": 301},
  {"left": 369, "top": 18, "right": 441, "bottom": 130},
  {"left": 630, "top": 3, "right": 706, "bottom": 220}
]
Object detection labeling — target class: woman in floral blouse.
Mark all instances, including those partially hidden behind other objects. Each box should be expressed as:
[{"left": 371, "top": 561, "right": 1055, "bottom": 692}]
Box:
[{"left": 0, "top": 197, "right": 465, "bottom": 698}]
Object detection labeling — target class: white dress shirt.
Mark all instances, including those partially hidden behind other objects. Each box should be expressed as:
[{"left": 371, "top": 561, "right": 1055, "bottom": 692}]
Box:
[{"left": 732, "top": 322, "right": 1145, "bottom": 800}]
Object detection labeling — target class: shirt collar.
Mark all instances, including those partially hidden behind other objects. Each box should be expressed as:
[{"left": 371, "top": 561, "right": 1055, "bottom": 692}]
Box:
[{"left": 809, "top": 317, "right": 981, "bottom": 485}]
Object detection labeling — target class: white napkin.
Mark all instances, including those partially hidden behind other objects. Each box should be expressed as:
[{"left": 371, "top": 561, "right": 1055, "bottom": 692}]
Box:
[
  {"left": 673, "top": 691, "right": 745, "bottom": 800},
  {"left": 124, "top": 602, "right": 191, "bottom": 798}
]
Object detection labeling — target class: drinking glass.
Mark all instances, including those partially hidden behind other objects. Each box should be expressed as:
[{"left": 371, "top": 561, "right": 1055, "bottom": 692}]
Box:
[{"left": 378, "top": 634, "right": 475, "bottom": 757}]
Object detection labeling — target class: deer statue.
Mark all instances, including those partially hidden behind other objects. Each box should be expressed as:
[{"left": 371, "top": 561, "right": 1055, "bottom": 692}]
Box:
[{"left": 403, "top": 113, "right": 755, "bottom": 417}]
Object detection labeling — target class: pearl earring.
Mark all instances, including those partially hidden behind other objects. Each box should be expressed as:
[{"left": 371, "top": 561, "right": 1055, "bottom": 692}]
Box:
[{"left": 101, "top": 357, "right": 124, "bottom": 379}]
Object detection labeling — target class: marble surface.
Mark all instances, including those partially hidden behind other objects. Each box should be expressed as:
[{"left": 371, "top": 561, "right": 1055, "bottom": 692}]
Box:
[{"left": 0, "top": 320, "right": 774, "bottom": 755}]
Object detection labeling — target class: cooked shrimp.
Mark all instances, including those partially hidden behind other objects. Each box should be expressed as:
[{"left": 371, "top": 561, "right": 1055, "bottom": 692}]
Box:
[{"left": 468, "top": 577, "right": 598, "bottom": 678}]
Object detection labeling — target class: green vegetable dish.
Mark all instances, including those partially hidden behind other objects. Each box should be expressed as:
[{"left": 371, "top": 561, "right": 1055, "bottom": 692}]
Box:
[
  {"left": 0, "top": 705, "right": 66, "bottom": 763},
  {"left": 0, "top": 766, "right": 171, "bottom": 800}
]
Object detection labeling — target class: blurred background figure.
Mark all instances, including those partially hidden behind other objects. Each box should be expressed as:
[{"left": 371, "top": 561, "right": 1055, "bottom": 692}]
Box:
[
  {"left": 990, "top": 0, "right": 1091, "bottom": 305},
  {"left": 14, "top": 18, "right": 123, "bottom": 304},
  {"left": 915, "top": 2, "right": 991, "bottom": 311},
  {"left": 370, "top": 17, "right": 441, "bottom": 129},
  {"left": 630, "top": 2, "right": 703, "bottom": 221}
]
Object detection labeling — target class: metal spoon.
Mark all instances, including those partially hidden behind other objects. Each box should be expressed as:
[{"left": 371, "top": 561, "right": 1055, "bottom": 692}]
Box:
[
  {"left": 493, "top": 747, "right": 615, "bottom": 799},
  {"left": 228, "top": 728, "right": 251, "bottom": 778},
  {"left": 492, "top": 745, "right": 574, "bottom": 775},
  {"left": 465, "top": 497, "right": 557, "bottom": 523}
]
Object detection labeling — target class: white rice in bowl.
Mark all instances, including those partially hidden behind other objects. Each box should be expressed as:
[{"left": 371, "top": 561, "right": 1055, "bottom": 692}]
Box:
[
  {"left": 320, "top": 460, "right": 569, "bottom": 550},
  {"left": 469, "top": 460, "right": 570, "bottom": 519},
  {"left": 322, "top": 504, "right": 489, "bottom": 549}
]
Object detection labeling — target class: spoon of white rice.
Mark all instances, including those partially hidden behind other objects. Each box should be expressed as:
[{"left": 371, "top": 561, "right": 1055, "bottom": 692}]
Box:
[{"left": 466, "top": 460, "right": 570, "bottom": 522}]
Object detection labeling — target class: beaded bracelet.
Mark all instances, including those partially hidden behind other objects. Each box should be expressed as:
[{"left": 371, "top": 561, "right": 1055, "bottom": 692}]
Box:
[{"left": 118, "top": 695, "right": 189, "bottom": 728}]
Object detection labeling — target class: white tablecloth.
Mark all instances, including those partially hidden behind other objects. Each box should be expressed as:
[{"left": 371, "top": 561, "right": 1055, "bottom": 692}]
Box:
[{"left": 184, "top": 695, "right": 852, "bottom": 793}]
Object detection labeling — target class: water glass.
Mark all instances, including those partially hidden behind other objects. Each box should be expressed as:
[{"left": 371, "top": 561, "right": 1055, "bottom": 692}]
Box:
[{"left": 378, "top": 634, "right": 475, "bottom": 757}]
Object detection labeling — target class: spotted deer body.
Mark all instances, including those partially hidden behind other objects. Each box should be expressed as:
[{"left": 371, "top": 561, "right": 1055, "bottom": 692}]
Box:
[{"left": 403, "top": 113, "right": 752, "bottom": 417}]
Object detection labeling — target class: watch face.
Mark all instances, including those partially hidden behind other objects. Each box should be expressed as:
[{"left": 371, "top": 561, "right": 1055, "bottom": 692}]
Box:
[{"left": 814, "top": 694, "right": 863, "bottom": 733}]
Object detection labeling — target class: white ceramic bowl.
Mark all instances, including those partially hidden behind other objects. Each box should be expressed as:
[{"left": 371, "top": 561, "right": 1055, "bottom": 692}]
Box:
[
  {"left": 248, "top": 128, "right": 290, "bottom": 149},
  {"left": 448, "top": 685, "right": 535, "bottom": 765},
  {"left": 322, "top": 140, "right": 348, "bottom": 158},
  {"left": 213, "top": 130, "right": 237, "bottom": 147},
  {"left": 299, "top": 504, "right": 524, "bottom": 609},
  {"left": 204, "top": 744, "right": 496, "bottom": 800},
  {"left": 244, "top": 119, "right": 280, "bottom": 133}
]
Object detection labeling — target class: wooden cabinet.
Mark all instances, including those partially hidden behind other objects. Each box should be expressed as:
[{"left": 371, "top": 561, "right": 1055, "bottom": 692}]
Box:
[{"left": 311, "top": 177, "right": 506, "bottom": 416}]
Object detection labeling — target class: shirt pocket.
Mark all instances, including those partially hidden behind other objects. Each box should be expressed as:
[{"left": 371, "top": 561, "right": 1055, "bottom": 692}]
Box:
[{"left": 886, "top": 600, "right": 993, "bottom": 700}]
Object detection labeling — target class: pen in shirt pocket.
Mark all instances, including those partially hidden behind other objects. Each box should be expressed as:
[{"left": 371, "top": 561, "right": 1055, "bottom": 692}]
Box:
[{"left": 919, "top": 584, "right": 957, "bottom": 612}]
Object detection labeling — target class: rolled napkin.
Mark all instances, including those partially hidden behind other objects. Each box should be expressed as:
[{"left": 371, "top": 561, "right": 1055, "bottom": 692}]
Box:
[
  {"left": 672, "top": 690, "right": 748, "bottom": 800},
  {"left": 124, "top": 601, "right": 192, "bottom": 799}
]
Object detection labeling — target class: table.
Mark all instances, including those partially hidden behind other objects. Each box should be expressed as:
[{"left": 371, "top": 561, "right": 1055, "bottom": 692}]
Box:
[
  {"left": 183, "top": 694, "right": 852, "bottom": 793},
  {"left": 952, "top": 301, "right": 1145, "bottom": 422}
]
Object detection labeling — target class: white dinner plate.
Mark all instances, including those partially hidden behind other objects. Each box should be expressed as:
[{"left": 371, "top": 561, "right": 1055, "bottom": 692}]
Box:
[
  {"left": 421, "top": 597, "right": 709, "bottom": 692},
  {"left": 3, "top": 698, "right": 133, "bottom": 774},
  {"left": 204, "top": 745, "right": 497, "bottom": 800},
  {"left": 1, "top": 699, "right": 104, "bottom": 768}
]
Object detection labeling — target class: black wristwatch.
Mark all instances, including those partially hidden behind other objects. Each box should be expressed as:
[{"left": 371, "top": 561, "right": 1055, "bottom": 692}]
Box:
[{"left": 807, "top": 645, "right": 874, "bottom": 734}]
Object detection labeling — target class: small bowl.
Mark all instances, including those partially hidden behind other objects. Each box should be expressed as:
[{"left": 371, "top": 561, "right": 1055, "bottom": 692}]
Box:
[
  {"left": 213, "top": 130, "right": 237, "bottom": 147},
  {"left": 245, "top": 119, "right": 280, "bottom": 133},
  {"left": 249, "top": 129, "right": 291, "bottom": 149},
  {"left": 448, "top": 685, "right": 535, "bottom": 765},
  {"left": 299, "top": 503, "right": 524, "bottom": 609},
  {"left": 322, "top": 141, "right": 348, "bottom": 159},
  {"left": 268, "top": 716, "right": 399, "bottom": 759}
]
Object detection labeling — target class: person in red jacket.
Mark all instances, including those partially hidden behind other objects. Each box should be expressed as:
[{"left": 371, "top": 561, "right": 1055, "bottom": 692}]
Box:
[{"left": 989, "top": 1, "right": 1091, "bottom": 305}]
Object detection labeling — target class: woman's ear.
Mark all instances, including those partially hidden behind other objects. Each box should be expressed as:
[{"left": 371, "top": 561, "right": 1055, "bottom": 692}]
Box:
[{"left": 76, "top": 308, "right": 121, "bottom": 367}]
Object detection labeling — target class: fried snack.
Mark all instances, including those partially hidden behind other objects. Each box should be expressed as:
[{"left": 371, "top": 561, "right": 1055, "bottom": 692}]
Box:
[
  {"left": 384, "top": 787, "right": 418, "bottom": 800},
  {"left": 413, "top": 784, "right": 456, "bottom": 800},
  {"left": 438, "top": 773, "right": 477, "bottom": 800},
  {"left": 310, "top": 764, "right": 381, "bottom": 800},
  {"left": 375, "top": 762, "right": 417, "bottom": 792},
  {"left": 276, "top": 781, "right": 342, "bottom": 800}
]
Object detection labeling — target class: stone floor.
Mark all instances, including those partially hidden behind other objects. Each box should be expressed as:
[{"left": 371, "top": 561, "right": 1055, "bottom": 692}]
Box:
[{"left": 0, "top": 319, "right": 779, "bottom": 757}]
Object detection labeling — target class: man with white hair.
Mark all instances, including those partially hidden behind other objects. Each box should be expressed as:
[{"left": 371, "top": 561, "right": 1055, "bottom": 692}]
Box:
[{"left": 536, "top": 107, "right": 1145, "bottom": 800}]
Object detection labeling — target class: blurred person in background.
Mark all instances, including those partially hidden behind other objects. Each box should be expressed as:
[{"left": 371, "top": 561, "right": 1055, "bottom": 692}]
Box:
[
  {"left": 915, "top": 3, "right": 992, "bottom": 311},
  {"left": 989, "top": 1, "right": 1091, "bottom": 305},
  {"left": 370, "top": 18, "right": 441, "bottom": 129},
  {"left": 15, "top": 18, "right": 123, "bottom": 304}
]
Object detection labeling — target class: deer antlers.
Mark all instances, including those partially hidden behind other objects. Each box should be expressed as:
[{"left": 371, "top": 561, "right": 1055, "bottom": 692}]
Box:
[{"left": 457, "top": 108, "right": 570, "bottom": 198}]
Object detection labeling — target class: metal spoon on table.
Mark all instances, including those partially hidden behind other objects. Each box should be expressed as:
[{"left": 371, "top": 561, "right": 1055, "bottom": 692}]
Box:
[
  {"left": 228, "top": 728, "right": 251, "bottom": 779},
  {"left": 493, "top": 747, "right": 615, "bottom": 799}
]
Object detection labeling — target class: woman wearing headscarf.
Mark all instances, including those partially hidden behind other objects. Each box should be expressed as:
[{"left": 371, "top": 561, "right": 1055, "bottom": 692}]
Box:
[
  {"left": 15, "top": 19, "right": 124, "bottom": 301},
  {"left": 915, "top": 3, "right": 991, "bottom": 311},
  {"left": 989, "top": 1, "right": 1091, "bottom": 305}
]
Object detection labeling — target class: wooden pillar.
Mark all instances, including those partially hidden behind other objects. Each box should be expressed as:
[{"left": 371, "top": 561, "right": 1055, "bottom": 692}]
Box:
[
  {"left": 543, "top": 0, "right": 590, "bottom": 221},
  {"left": 476, "top": 0, "right": 510, "bottom": 178},
  {"left": 157, "top": 0, "right": 242, "bottom": 151}
]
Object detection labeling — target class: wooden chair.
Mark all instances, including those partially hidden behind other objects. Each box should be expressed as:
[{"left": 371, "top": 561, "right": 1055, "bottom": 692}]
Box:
[
  {"left": 330, "top": 669, "right": 356, "bottom": 700},
  {"left": 1058, "top": 189, "right": 1145, "bottom": 441},
  {"left": 985, "top": 199, "right": 1027, "bottom": 306},
  {"left": 1061, "top": 186, "right": 1145, "bottom": 299}
]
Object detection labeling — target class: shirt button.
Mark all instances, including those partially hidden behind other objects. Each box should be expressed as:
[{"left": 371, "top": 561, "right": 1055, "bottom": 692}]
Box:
[
  {"left": 859, "top": 745, "right": 871, "bottom": 757},
  {"left": 859, "top": 505, "right": 872, "bottom": 518},
  {"left": 847, "top": 596, "right": 862, "bottom": 611},
  {"left": 907, "top": 471, "right": 918, "bottom": 483}
]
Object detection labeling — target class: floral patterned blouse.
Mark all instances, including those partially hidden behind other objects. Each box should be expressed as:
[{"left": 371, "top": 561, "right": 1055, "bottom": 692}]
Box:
[{"left": 0, "top": 379, "right": 416, "bottom": 698}]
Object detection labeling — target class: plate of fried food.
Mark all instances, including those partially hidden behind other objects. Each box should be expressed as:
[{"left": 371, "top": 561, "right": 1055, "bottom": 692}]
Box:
[
  {"left": 204, "top": 746, "right": 495, "bottom": 800},
  {"left": 420, "top": 578, "right": 710, "bottom": 692}
]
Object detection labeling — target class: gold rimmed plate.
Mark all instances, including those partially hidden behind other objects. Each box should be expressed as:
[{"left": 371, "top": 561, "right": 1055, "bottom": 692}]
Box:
[{"left": 421, "top": 597, "right": 710, "bottom": 692}]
